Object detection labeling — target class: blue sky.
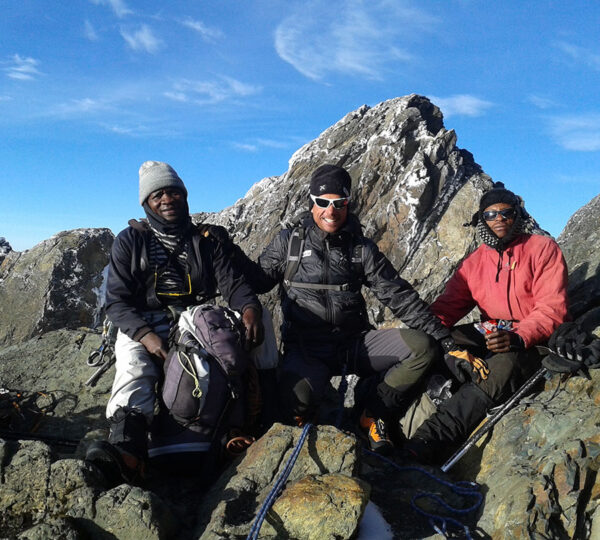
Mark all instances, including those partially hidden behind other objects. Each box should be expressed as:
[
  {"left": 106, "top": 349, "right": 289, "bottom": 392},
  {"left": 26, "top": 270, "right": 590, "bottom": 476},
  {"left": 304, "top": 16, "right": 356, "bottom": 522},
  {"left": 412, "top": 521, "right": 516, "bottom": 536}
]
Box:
[{"left": 1, "top": 0, "right": 598, "bottom": 251}]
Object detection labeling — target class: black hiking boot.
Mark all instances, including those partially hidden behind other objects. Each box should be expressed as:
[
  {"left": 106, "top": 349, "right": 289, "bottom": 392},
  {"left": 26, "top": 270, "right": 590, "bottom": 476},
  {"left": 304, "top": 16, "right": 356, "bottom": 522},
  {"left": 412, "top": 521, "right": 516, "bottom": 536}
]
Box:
[{"left": 85, "top": 440, "right": 146, "bottom": 487}]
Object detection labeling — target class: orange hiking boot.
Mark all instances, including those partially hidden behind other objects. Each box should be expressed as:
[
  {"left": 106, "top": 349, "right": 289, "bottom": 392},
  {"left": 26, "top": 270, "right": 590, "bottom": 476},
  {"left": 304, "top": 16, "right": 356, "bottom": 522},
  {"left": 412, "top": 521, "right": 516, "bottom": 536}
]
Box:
[{"left": 359, "top": 411, "right": 393, "bottom": 455}]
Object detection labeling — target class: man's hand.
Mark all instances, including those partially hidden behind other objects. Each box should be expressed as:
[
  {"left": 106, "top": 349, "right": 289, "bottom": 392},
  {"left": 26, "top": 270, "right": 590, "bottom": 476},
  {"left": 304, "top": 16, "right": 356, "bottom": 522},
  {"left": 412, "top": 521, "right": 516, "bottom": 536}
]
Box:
[
  {"left": 140, "top": 332, "right": 168, "bottom": 361},
  {"left": 242, "top": 307, "right": 264, "bottom": 350},
  {"left": 486, "top": 330, "right": 523, "bottom": 353}
]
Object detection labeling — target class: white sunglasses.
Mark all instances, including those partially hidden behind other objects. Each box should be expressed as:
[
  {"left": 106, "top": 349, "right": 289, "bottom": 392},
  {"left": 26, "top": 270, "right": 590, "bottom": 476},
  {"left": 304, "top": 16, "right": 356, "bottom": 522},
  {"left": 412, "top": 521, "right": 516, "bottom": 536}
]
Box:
[{"left": 310, "top": 194, "right": 350, "bottom": 209}]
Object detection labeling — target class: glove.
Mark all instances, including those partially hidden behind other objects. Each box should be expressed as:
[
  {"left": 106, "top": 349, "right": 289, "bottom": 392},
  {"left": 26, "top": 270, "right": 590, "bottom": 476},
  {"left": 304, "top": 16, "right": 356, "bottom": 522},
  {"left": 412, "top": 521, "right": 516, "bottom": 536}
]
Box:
[
  {"left": 543, "top": 322, "right": 600, "bottom": 373},
  {"left": 445, "top": 349, "right": 490, "bottom": 383},
  {"left": 440, "top": 338, "right": 490, "bottom": 383}
]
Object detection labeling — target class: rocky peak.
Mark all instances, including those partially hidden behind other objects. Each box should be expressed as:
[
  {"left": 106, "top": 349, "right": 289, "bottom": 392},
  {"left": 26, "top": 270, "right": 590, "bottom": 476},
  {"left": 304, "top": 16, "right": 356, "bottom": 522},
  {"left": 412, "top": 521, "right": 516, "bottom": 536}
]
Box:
[{"left": 196, "top": 94, "right": 492, "bottom": 324}]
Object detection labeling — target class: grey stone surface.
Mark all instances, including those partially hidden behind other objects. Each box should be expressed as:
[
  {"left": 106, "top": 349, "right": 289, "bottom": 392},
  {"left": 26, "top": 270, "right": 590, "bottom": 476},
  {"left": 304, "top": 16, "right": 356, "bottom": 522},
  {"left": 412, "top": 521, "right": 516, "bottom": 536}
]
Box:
[
  {"left": 197, "top": 423, "right": 362, "bottom": 539},
  {"left": 473, "top": 369, "right": 600, "bottom": 539},
  {"left": 558, "top": 193, "right": 600, "bottom": 318},
  {"left": 0, "top": 228, "right": 113, "bottom": 346}
]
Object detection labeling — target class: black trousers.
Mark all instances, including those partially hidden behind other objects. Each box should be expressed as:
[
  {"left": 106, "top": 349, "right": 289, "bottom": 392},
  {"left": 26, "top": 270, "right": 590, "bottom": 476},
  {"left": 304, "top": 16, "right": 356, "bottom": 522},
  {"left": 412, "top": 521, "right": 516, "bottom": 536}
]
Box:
[
  {"left": 411, "top": 323, "right": 541, "bottom": 455},
  {"left": 279, "top": 328, "right": 440, "bottom": 423}
]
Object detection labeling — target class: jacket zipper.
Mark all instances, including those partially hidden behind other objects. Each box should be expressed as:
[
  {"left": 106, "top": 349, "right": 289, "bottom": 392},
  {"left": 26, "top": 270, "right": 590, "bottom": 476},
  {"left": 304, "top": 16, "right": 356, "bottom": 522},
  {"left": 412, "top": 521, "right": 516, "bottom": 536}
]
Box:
[
  {"left": 324, "top": 238, "right": 332, "bottom": 324},
  {"left": 506, "top": 250, "right": 515, "bottom": 320}
]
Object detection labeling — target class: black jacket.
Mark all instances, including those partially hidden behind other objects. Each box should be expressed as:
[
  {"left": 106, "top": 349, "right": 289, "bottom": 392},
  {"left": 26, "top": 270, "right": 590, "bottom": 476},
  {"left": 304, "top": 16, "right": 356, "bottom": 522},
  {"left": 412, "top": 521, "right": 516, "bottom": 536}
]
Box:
[
  {"left": 253, "top": 214, "right": 450, "bottom": 343},
  {"left": 105, "top": 223, "right": 261, "bottom": 341}
]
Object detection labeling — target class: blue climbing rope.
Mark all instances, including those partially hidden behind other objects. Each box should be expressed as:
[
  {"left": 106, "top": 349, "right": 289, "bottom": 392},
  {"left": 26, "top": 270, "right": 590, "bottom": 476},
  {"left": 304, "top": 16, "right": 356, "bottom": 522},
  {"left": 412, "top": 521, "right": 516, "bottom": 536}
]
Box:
[
  {"left": 363, "top": 449, "right": 482, "bottom": 539},
  {"left": 246, "top": 423, "right": 313, "bottom": 540}
]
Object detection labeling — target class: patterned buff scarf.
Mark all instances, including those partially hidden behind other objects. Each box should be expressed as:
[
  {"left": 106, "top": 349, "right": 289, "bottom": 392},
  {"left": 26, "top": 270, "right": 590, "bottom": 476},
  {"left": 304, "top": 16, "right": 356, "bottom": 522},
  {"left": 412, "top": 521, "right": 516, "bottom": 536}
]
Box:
[
  {"left": 143, "top": 203, "right": 192, "bottom": 301},
  {"left": 476, "top": 205, "right": 549, "bottom": 252}
]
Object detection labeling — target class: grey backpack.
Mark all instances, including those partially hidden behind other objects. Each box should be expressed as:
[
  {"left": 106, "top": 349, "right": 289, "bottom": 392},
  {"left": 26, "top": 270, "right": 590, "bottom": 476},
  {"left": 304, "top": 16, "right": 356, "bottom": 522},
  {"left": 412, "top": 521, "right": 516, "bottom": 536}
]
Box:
[{"left": 162, "top": 304, "right": 248, "bottom": 432}]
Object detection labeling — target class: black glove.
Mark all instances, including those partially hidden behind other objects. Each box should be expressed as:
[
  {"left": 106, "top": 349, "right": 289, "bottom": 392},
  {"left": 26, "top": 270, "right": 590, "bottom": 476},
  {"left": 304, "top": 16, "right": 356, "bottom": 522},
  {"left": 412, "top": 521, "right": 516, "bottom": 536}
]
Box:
[
  {"left": 440, "top": 338, "right": 490, "bottom": 383},
  {"left": 543, "top": 322, "right": 600, "bottom": 372}
]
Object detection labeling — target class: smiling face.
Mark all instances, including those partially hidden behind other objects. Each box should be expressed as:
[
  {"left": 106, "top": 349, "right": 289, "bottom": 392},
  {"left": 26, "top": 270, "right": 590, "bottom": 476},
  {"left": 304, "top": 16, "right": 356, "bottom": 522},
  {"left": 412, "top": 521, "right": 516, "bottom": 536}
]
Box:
[
  {"left": 483, "top": 202, "right": 516, "bottom": 239},
  {"left": 146, "top": 187, "right": 187, "bottom": 222},
  {"left": 311, "top": 193, "right": 349, "bottom": 234}
]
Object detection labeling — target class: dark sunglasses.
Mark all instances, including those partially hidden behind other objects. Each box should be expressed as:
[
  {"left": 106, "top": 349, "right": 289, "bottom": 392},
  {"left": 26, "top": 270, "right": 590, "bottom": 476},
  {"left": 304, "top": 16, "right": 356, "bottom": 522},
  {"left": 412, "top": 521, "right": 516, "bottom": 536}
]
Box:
[
  {"left": 483, "top": 208, "right": 516, "bottom": 221},
  {"left": 310, "top": 194, "right": 350, "bottom": 210}
]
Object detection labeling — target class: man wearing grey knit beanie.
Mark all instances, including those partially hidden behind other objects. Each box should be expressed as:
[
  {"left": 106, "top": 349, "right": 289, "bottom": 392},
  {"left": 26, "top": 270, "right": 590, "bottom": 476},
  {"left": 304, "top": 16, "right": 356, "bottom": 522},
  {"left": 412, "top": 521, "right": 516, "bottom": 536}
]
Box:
[{"left": 86, "top": 160, "right": 264, "bottom": 485}]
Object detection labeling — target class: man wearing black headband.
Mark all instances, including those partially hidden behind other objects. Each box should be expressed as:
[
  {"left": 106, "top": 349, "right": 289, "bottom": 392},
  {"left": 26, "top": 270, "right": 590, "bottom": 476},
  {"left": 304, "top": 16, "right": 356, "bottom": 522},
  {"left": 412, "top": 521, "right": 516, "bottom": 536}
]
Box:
[
  {"left": 252, "top": 164, "right": 452, "bottom": 454},
  {"left": 403, "top": 183, "right": 569, "bottom": 464}
]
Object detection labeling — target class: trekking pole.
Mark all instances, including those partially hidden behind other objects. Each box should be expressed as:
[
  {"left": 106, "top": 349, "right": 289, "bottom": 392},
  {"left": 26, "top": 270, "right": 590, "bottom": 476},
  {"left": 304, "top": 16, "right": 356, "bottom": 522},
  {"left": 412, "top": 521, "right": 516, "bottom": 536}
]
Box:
[{"left": 440, "top": 366, "right": 548, "bottom": 473}]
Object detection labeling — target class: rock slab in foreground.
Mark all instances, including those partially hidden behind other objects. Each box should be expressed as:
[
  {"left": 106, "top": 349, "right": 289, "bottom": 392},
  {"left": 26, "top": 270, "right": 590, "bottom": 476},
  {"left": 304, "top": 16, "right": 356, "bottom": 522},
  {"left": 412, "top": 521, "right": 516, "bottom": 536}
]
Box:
[
  {"left": 475, "top": 369, "right": 600, "bottom": 539},
  {"left": 197, "top": 423, "right": 366, "bottom": 539}
]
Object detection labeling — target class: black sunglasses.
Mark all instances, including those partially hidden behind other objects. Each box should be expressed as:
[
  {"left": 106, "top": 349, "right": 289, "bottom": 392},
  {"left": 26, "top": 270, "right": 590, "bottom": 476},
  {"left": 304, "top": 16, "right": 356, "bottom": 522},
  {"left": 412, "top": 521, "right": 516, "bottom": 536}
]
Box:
[
  {"left": 483, "top": 208, "right": 516, "bottom": 221},
  {"left": 310, "top": 194, "right": 350, "bottom": 209}
]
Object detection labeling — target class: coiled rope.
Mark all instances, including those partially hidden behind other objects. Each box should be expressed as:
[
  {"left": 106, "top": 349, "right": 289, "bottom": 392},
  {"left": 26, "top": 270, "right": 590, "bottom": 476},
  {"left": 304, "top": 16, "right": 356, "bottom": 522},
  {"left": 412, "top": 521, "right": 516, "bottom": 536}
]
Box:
[{"left": 363, "top": 449, "right": 482, "bottom": 539}]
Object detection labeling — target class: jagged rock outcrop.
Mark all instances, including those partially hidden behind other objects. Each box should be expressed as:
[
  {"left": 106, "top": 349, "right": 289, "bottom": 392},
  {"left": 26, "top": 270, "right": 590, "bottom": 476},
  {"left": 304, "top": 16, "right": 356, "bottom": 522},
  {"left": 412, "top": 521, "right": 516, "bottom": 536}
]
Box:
[
  {"left": 0, "top": 228, "right": 113, "bottom": 346},
  {"left": 0, "top": 236, "right": 11, "bottom": 265},
  {"left": 195, "top": 94, "right": 492, "bottom": 325},
  {"left": 558, "top": 193, "right": 600, "bottom": 323}
]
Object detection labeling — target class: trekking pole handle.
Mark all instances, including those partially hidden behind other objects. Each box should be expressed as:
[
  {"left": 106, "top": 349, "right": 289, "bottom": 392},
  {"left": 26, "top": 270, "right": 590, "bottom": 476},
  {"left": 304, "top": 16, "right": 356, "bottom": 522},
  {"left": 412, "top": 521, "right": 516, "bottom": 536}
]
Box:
[{"left": 440, "top": 366, "right": 548, "bottom": 473}]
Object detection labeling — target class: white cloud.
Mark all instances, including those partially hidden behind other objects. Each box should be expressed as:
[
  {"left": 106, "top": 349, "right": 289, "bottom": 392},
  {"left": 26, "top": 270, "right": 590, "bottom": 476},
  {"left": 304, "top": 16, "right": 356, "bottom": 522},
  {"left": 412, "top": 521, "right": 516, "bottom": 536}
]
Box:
[
  {"left": 53, "top": 98, "right": 109, "bottom": 116},
  {"left": 90, "top": 0, "right": 132, "bottom": 18},
  {"left": 121, "top": 24, "right": 163, "bottom": 53},
  {"left": 274, "top": 0, "right": 436, "bottom": 81},
  {"left": 528, "top": 95, "right": 557, "bottom": 110},
  {"left": 548, "top": 114, "right": 600, "bottom": 151},
  {"left": 4, "top": 54, "right": 42, "bottom": 81},
  {"left": 164, "top": 76, "right": 261, "bottom": 105},
  {"left": 233, "top": 142, "right": 258, "bottom": 152},
  {"left": 233, "top": 138, "right": 293, "bottom": 152},
  {"left": 84, "top": 20, "right": 98, "bottom": 41},
  {"left": 181, "top": 18, "right": 224, "bottom": 41},
  {"left": 428, "top": 94, "right": 493, "bottom": 117},
  {"left": 556, "top": 41, "right": 600, "bottom": 71}
]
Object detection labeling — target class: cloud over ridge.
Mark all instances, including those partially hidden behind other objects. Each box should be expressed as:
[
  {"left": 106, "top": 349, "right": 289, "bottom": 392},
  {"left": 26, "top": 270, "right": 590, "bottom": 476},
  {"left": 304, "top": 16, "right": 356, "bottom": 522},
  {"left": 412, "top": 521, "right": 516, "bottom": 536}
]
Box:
[{"left": 274, "top": 0, "right": 436, "bottom": 81}]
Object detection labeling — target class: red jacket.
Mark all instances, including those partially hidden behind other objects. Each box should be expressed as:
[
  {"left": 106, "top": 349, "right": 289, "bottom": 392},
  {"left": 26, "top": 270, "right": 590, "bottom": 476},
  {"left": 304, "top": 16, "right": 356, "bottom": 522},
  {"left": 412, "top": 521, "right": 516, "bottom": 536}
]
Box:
[{"left": 431, "top": 234, "right": 569, "bottom": 348}]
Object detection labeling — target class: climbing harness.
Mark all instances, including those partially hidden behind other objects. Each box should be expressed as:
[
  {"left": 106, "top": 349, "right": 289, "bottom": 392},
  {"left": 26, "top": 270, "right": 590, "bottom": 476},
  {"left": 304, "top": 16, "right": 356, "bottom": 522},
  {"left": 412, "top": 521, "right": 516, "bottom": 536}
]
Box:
[
  {"left": 246, "top": 423, "right": 312, "bottom": 540},
  {"left": 364, "top": 449, "right": 482, "bottom": 539},
  {"left": 85, "top": 318, "right": 118, "bottom": 387}
]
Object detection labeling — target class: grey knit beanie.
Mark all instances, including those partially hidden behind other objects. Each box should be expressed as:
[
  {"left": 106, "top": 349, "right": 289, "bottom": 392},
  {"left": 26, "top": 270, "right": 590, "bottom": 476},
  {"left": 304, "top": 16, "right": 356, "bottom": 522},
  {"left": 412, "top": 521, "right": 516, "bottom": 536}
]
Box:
[{"left": 138, "top": 161, "right": 187, "bottom": 205}]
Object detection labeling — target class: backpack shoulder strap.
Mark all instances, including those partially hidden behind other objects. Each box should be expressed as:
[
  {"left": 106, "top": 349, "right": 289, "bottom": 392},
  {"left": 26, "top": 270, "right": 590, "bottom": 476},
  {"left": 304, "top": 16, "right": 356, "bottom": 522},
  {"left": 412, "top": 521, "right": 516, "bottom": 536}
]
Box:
[
  {"left": 283, "top": 225, "right": 305, "bottom": 288},
  {"left": 351, "top": 241, "right": 364, "bottom": 279}
]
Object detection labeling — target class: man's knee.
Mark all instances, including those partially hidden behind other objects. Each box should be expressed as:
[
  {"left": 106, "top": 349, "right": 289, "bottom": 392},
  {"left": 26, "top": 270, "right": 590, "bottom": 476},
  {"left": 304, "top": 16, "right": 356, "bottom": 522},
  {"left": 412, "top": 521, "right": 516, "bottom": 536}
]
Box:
[
  {"left": 478, "top": 352, "right": 520, "bottom": 401},
  {"left": 398, "top": 329, "right": 440, "bottom": 371},
  {"left": 382, "top": 329, "right": 438, "bottom": 389}
]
